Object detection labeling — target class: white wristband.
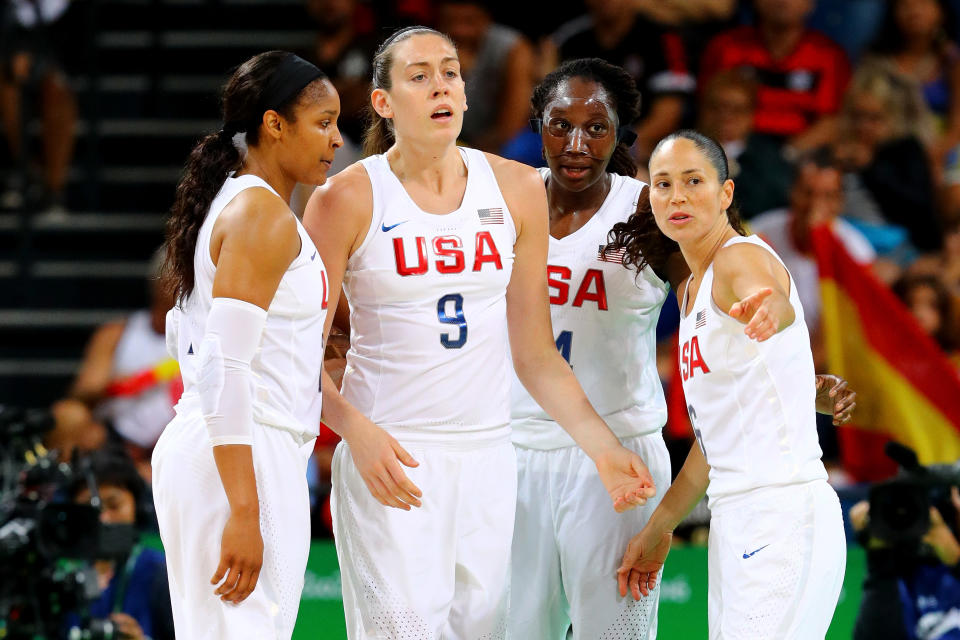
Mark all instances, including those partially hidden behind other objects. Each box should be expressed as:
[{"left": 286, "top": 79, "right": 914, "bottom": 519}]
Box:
[{"left": 197, "top": 297, "right": 267, "bottom": 447}]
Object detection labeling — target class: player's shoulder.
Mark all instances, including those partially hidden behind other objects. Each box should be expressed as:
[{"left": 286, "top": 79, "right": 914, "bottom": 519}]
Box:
[
  {"left": 483, "top": 152, "right": 543, "bottom": 195},
  {"left": 221, "top": 184, "right": 297, "bottom": 243},
  {"left": 305, "top": 161, "right": 373, "bottom": 222},
  {"left": 713, "top": 236, "right": 777, "bottom": 277}
]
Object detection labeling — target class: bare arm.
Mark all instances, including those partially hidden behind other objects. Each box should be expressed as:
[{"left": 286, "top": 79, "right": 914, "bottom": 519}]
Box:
[
  {"left": 491, "top": 155, "right": 655, "bottom": 511},
  {"left": 303, "top": 165, "right": 422, "bottom": 510},
  {"left": 618, "top": 442, "right": 710, "bottom": 598},
  {"left": 713, "top": 242, "right": 795, "bottom": 340},
  {"left": 206, "top": 186, "right": 301, "bottom": 603},
  {"left": 70, "top": 320, "right": 125, "bottom": 404}
]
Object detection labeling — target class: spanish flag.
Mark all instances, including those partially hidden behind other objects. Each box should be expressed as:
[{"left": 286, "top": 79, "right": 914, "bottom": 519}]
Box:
[{"left": 812, "top": 226, "right": 960, "bottom": 481}]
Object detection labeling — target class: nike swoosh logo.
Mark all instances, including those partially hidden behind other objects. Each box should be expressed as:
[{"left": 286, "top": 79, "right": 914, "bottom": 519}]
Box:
[
  {"left": 742, "top": 544, "right": 770, "bottom": 559},
  {"left": 310, "top": 251, "right": 317, "bottom": 261},
  {"left": 381, "top": 221, "right": 408, "bottom": 232}
]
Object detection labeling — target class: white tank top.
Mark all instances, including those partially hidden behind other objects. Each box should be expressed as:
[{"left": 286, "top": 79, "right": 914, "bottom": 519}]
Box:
[
  {"left": 101, "top": 310, "right": 176, "bottom": 448},
  {"left": 678, "top": 235, "right": 826, "bottom": 511},
  {"left": 174, "top": 174, "right": 329, "bottom": 443},
  {"left": 511, "top": 171, "right": 669, "bottom": 449},
  {"left": 342, "top": 147, "right": 517, "bottom": 440}
]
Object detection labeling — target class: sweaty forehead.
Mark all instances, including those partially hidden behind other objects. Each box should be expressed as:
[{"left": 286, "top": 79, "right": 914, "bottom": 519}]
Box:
[{"left": 543, "top": 96, "right": 616, "bottom": 123}]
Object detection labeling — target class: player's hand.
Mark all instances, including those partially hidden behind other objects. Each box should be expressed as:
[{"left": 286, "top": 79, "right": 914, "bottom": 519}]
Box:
[
  {"left": 109, "top": 612, "right": 146, "bottom": 639},
  {"left": 729, "top": 287, "right": 780, "bottom": 341},
  {"left": 212, "top": 509, "right": 263, "bottom": 603},
  {"left": 815, "top": 374, "right": 857, "bottom": 425},
  {"left": 618, "top": 528, "right": 672, "bottom": 600},
  {"left": 593, "top": 445, "right": 656, "bottom": 513},
  {"left": 345, "top": 419, "right": 422, "bottom": 510}
]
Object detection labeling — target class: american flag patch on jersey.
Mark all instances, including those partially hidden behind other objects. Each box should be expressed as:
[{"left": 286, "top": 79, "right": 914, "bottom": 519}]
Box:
[
  {"left": 478, "top": 208, "right": 504, "bottom": 224},
  {"left": 597, "top": 244, "right": 626, "bottom": 263},
  {"left": 695, "top": 309, "right": 707, "bottom": 328}
]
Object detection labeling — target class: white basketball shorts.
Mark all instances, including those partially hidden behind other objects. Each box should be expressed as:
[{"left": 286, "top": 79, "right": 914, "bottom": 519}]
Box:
[
  {"left": 331, "top": 434, "right": 517, "bottom": 640},
  {"left": 152, "top": 401, "right": 314, "bottom": 639},
  {"left": 509, "top": 431, "right": 671, "bottom": 640},
  {"left": 707, "top": 479, "right": 846, "bottom": 639}
]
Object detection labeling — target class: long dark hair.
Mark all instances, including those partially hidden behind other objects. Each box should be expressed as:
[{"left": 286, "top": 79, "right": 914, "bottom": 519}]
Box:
[
  {"left": 162, "top": 51, "right": 326, "bottom": 301},
  {"left": 607, "top": 130, "right": 745, "bottom": 273},
  {"left": 531, "top": 57, "right": 641, "bottom": 178},
  {"left": 362, "top": 26, "right": 457, "bottom": 157}
]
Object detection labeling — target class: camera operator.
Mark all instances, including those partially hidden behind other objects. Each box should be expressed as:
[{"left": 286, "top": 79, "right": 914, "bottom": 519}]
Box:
[
  {"left": 851, "top": 484, "right": 960, "bottom": 640},
  {"left": 67, "top": 448, "right": 174, "bottom": 640}
]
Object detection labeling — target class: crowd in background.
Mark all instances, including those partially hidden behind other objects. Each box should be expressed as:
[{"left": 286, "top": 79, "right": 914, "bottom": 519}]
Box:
[{"left": 4, "top": 0, "right": 959, "bottom": 540}]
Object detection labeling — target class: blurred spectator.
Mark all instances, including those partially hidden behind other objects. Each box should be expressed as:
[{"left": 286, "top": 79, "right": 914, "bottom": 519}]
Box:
[
  {"left": 866, "top": 0, "right": 960, "bottom": 205},
  {"left": 436, "top": 0, "right": 536, "bottom": 153},
  {"left": 750, "top": 159, "right": 876, "bottom": 367},
  {"left": 806, "top": 0, "right": 887, "bottom": 62},
  {"left": 911, "top": 218, "right": 960, "bottom": 296},
  {"left": 0, "top": 0, "right": 78, "bottom": 217},
  {"left": 698, "top": 68, "right": 794, "bottom": 219},
  {"left": 545, "top": 0, "right": 695, "bottom": 162},
  {"left": 302, "top": 0, "right": 376, "bottom": 147},
  {"left": 699, "top": 0, "right": 851, "bottom": 154},
  {"left": 631, "top": 0, "right": 737, "bottom": 26},
  {"left": 68, "top": 447, "right": 174, "bottom": 640},
  {"left": 50, "top": 250, "right": 180, "bottom": 480},
  {"left": 833, "top": 60, "right": 940, "bottom": 255},
  {"left": 893, "top": 273, "right": 959, "bottom": 358}
]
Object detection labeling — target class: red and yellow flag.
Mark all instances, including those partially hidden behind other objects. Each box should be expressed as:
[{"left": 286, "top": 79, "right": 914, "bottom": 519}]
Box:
[{"left": 812, "top": 226, "right": 960, "bottom": 481}]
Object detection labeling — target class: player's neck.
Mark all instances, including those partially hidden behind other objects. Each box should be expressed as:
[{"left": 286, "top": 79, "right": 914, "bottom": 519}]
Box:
[
  {"left": 237, "top": 149, "right": 295, "bottom": 203},
  {"left": 547, "top": 172, "right": 610, "bottom": 219},
  {"left": 386, "top": 140, "right": 465, "bottom": 194},
  {"left": 680, "top": 219, "right": 739, "bottom": 281}
]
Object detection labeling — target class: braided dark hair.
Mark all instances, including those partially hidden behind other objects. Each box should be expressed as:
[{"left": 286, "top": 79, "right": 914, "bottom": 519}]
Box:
[
  {"left": 607, "top": 130, "right": 745, "bottom": 274},
  {"left": 162, "top": 51, "right": 327, "bottom": 301},
  {"left": 531, "top": 57, "right": 641, "bottom": 178}
]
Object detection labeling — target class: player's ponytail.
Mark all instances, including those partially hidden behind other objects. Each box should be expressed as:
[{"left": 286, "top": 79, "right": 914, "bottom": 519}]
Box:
[
  {"left": 362, "top": 26, "right": 456, "bottom": 157},
  {"left": 163, "top": 51, "right": 326, "bottom": 301}
]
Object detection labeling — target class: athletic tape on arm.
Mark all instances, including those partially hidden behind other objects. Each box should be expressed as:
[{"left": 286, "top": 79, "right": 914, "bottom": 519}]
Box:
[{"left": 197, "top": 297, "right": 267, "bottom": 447}]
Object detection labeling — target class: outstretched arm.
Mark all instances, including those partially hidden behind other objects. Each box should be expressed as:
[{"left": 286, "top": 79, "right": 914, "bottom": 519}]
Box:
[
  {"left": 493, "top": 155, "right": 655, "bottom": 512},
  {"left": 713, "top": 243, "right": 795, "bottom": 341}
]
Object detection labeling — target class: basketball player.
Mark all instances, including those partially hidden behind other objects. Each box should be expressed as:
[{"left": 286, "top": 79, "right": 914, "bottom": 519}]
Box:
[
  {"left": 615, "top": 130, "right": 846, "bottom": 639},
  {"left": 303, "top": 27, "right": 657, "bottom": 639},
  {"left": 511, "top": 60, "right": 856, "bottom": 640},
  {"left": 152, "top": 52, "right": 344, "bottom": 637}
]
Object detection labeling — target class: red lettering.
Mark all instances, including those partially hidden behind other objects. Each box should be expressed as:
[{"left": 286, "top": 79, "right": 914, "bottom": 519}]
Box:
[
  {"left": 547, "top": 265, "right": 571, "bottom": 305},
  {"left": 320, "top": 270, "right": 328, "bottom": 310},
  {"left": 680, "top": 336, "right": 711, "bottom": 380},
  {"left": 681, "top": 340, "right": 690, "bottom": 381},
  {"left": 689, "top": 335, "right": 711, "bottom": 377},
  {"left": 393, "top": 237, "right": 428, "bottom": 276},
  {"left": 472, "top": 231, "right": 503, "bottom": 271},
  {"left": 572, "top": 269, "right": 608, "bottom": 310},
  {"left": 433, "top": 236, "right": 465, "bottom": 274}
]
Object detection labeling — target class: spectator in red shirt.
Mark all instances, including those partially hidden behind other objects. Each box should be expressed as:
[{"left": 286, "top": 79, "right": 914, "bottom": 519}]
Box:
[{"left": 700, "top": 0, "right": 851, "bottom": 154}]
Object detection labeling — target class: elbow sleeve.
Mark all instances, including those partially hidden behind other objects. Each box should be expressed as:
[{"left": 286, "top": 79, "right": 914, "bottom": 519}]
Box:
[{"left": 197, "top": 298, "right": 267, "bottom": 447}]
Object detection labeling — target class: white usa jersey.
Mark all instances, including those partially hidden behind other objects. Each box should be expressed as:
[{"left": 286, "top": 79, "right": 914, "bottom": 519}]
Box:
[
  {"left": 510, "top": 170, "right": 669, "bottom": 450},
  {"left": 342, "top": 147, "right": 517, "bottom": 438},
  {"left": 173, "top": 174, "right": 329, "bottom": 443},
  {"left": 678, "top": 235, "right": 826, "bottom": 510}
]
